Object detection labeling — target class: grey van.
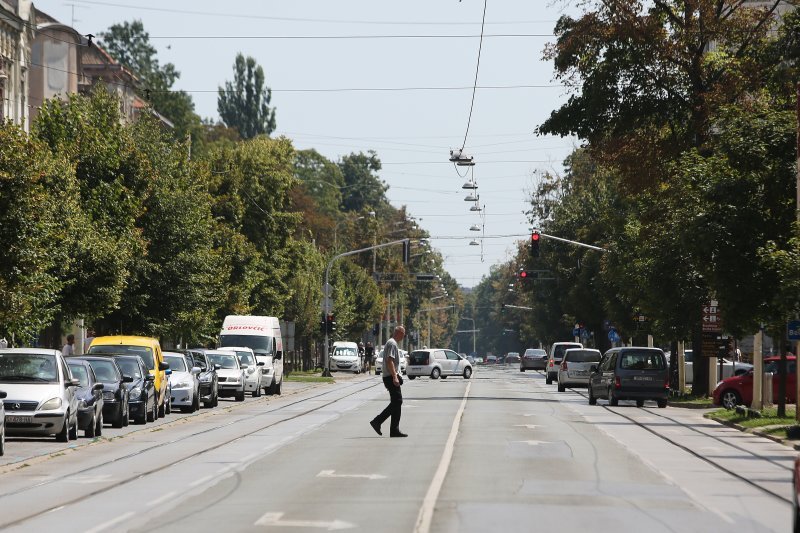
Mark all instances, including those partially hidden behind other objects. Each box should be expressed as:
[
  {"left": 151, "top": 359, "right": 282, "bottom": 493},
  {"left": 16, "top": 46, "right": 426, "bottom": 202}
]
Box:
[{"left": 588, "top": 347, "right": 669, "bottom": 408}]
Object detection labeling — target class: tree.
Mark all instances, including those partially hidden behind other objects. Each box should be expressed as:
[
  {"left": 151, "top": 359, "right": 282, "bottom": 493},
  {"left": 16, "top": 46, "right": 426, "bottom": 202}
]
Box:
[
  {"left": 218, "top": 54, "right": 277, "bottom": 139},
  {"left": 100, "top": 20, "right": 201, "bottom": 139},
  {"left": 338, "top": 151, "right": 389, "bottom": 213}
]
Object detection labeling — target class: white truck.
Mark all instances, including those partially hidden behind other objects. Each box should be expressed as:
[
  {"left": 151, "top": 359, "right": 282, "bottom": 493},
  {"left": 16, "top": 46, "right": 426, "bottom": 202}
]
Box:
[{"left": 219, "top": 315, "right": 284, "bottom": 395}]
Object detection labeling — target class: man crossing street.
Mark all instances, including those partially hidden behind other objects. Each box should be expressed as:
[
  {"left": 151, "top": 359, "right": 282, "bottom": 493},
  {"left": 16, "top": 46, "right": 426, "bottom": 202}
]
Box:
[{"left": 369, "top": 326, "right": 407, "bottom": 438}]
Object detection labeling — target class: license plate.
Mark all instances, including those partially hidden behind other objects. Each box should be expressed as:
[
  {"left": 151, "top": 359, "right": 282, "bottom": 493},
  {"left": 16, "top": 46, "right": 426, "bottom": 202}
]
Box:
[
  {"left": 6, "top": 415, "right": 33, "bottom": 424},
  {"left": 571, "top": 371, "right": 587, "bottom": 376},
  {"left": 633, "top": 376, "right": 653, "bottom": 381}
]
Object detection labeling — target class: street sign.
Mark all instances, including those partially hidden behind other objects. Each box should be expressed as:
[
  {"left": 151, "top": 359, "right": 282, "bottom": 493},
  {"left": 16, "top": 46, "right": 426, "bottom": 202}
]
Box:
[
  {"left": 701, "top": 300, "right": 722, "bottom": 333},
  {"left": 789, "top": 320, "right": 800, "bottom": 341},
  {"left": 608, "top": 328, "right": 620, "bottom": 343},
  {"left": 572, "top": 328, "right": 580, "bottom": 337}
]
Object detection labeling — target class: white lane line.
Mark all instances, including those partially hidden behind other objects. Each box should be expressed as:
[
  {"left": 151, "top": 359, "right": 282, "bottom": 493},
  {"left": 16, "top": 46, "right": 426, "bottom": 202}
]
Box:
[
  {"left": 147, "top": 491, "right": 176, "bottom": 508},
  {"left": 413, "top": 381, "right": 471, "bottom": 533},
  {"left": 317, "top": 470, "right": 387, "bottom": 480},
  {"left": 85, "top": 511, "right": 135, "bottom": 533},
  {"left": 189, "top": 475, "right": 213, "bottom": 488},
  {"left": 254, "top": 511, "right": 355, "bottom": 529}
]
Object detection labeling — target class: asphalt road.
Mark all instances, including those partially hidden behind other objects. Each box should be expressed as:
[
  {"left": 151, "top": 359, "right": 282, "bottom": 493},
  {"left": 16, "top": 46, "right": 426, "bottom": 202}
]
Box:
[{"left": 0, "top": 366, "right": 794, "bottom": 532}]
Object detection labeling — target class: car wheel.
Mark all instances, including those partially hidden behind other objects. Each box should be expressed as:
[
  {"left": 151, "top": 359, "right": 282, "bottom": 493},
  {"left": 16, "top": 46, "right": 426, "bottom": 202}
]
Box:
[
  {"left": 608, "top": 390, "right": 619, "bottom": 407},
  {"left": 588, "top": 386, "right": 597, "bottom": 405},
  {"left": 546, "top": 374, "right": 553, "bottom": 385},
  {"left": 463, "top": 367, "right": 472, "bottom": 379},
  {"left": 68, "top": 417, "right": 78, "bottom": 440},
  {"left": 236, "top": 390, "right": 245, "bottom": 402},
  {"left": 193, "top": 394, "right": 200, "bottom": 412},
  {"left": 276, "top": 380, "right": 282, "bottom": 395},
  {"left": 520, "top": 367, "right": 525, "bottom": 372},
  {"left": 636, "top": 400, "right": 644, "bottom": 408},
  {"left": 430, "top": 367, "right": 441, "bottom": 380},
  {"left": 408, "top": 375, "right": 417, "bottom": 380},
  {"left": 112, "top": 404, "right": 124, "bottom": 428},
  {"left": 56, "top": 415, "right": 69, "bottom": 442},
  {"left": 721, "top": 390, "right": 741, "bottom": 410},
  {"left": 657, "top": 399, "right": 668, "bottom": 409},
  {"left": 158, "top": 398, "right": 166, "bottom": 418},
  {"left": 213, "top": 392, "right": 219, "bottom": 407},
  {"left": 165, "top": 396, "right": 171, "bottom": 415},
  {"left": 557, "top": 381, "right": 565, "bottom": 393},
  {"left": 86, "top": 412, "right": 97, "bottom": 438},
  {"left": 147, "top": 397, "right": 156, "bottom": 422}
]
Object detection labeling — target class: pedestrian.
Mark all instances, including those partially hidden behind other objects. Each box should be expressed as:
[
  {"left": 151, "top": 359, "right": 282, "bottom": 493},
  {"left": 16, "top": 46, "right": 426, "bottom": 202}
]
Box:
[
  {"left": 358, "top": 341, "right": 365, "bottom": 372},
  {"left": 62, "top": 334, "right": 75, "bottom": 357},
  {"left": 364, "top": 342, "right": 374, "bottom": 375},
  {"left": 369, "top": 326, "right": 407, "bottom": 438}
]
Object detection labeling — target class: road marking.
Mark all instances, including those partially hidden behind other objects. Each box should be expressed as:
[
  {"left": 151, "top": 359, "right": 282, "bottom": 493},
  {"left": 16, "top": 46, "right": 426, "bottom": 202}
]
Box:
[
  {"left": 317, "top": 470, "right": 386, "bottom": 480},
  {"left": 65, "top": 474, "right": 112, "bottom": 484},
  {"left": 147, "top": 491, "right": 176, "bottom": 507},
  {"left": 189, "top": 475, "right": 213, "bottom": 488},
  {"left": 254, "top": 511, "right": 355, "bottom": 530},
  {"left": 514, "top": 440, "right": 552, "bottom": 446},
  {"left": 414, "top": 381, "right": 471, "bottom": 533},
  {"left": 85, "top": 511, "right": 135, "bottom": 533},
  {"left": 514, "top": 424, "right": 541, "bottom": 429}
]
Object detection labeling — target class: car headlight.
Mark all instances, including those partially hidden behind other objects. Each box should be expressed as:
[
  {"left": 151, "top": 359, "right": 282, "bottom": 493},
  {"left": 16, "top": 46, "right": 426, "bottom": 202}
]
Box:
[
  {"left": 40, "top": 397, "right": 62, "bottom": 410},
  {"left": 129, "top": 387, "right": 142, "bottom": 400}
]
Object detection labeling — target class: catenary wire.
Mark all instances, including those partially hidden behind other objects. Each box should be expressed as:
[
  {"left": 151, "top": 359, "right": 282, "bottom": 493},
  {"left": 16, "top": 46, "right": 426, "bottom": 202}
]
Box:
[{"left": 461, "top": 0, "right": 489, "bottom": 151}]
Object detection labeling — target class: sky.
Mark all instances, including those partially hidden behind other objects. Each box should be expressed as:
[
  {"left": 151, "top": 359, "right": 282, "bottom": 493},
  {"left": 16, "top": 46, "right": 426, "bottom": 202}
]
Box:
[{"left": 35, "top": 0, "right": 582, "bottom": 288}]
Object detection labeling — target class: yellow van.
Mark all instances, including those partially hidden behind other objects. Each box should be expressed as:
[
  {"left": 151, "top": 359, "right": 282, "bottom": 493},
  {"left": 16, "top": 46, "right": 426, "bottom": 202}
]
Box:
[{"left": 88, "top": 336, "right": 170, "bottom": 417}]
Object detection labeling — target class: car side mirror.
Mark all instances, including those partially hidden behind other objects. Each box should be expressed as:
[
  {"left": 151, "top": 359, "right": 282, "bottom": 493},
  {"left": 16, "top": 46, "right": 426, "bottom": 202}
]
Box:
[
  {"left": 122, "top": 375, "right": 133, "bottom": 383},
  {"left": 241, "top": 364, "right": 249, "bottom": 370},
  {"left": 145, "top": 374, "right": 155, "bottom": 382},
  {"left": 69, "top": 378, "right": 81, "bottom": 387},
  {"left": 93, "top": 383, "right": 104, "bottom": 391},
  {"left": 165, "top": 368, "right": 172, "bottom": 376},
  {"left": 159, "top": 361, "right": 170, "bottom": 371},
  {"left": 214, "top": 364, "right": 222, "bottom": 371},
  {"left": 257, "top": 362, "right": 265, "bottom": 366},
  {"left": 590, "top": 364, "right": 599, "bottom": 373},
  {"left": 191, "top": 367, "right": 201, "bottom": 375},
  {"left": 0, "top": 391, "right": 6, "bottom": 399},
  {"left": 274, "top": 351, "right": 283, "bottom": 360}
]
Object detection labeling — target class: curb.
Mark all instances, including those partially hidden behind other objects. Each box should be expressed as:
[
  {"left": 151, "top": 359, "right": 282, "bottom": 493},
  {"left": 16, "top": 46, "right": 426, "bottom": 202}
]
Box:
[{"left": 705, "top": 414, "right": 800, "bottom": 449}]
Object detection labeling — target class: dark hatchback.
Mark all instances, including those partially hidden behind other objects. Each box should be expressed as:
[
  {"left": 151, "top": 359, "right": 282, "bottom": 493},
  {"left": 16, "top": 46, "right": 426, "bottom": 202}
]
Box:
[
  {"left": 187, "top": 350, "right": 219, "bottom": 408},
  {"left": 588, "top": 347, "right": 669, "bottom": 408},
  {"left": 78, "top": 356, "right": 131, "bottom": 428},
  {"left": 113, "top": 355, "right": 157, "bottom": 424},
  {"left": 66, "top": 359, "right": 105, "bottom": 437}
]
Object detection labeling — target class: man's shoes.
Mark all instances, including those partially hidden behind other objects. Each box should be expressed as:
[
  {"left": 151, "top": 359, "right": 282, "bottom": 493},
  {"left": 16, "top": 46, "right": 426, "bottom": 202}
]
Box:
[
  {"left": 389, "top": 430, "right": 408, "bottom": 438},
  {"left": 369, "top": 419, "right": 382, "bottom": 436}
]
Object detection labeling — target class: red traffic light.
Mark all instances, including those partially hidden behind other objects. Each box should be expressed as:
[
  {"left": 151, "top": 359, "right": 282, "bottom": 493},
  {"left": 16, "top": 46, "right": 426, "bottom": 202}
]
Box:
[
  {"left": 531, "top": 232, "right": 540, "bottom": 242},
  {"left": 519, "top": 271, "right": 529, "bottom": 279}
]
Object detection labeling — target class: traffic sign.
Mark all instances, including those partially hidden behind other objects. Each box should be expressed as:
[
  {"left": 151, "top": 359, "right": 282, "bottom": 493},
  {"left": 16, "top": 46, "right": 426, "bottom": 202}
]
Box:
[
  {"left": 789, "top": 320, "right": 800, "bottom": 341},
  {"left": 608, "top": 328, "right": 620, "bottom": 343},
  {"left": 701, "top": 300, "right": 722, "bottom": 333}
]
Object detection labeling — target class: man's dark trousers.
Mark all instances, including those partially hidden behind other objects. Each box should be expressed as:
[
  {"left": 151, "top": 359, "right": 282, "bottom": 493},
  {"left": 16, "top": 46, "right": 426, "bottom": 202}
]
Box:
[{"left": 374, "top": 376, "right": 402, "bottom": 431}]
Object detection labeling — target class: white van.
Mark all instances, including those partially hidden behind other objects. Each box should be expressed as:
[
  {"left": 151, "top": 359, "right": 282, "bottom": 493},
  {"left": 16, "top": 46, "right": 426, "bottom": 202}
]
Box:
[
  {"left": 329, "top": 341, "right": 361, "bottom": 373},
  {"left": 219, "top": 316, "right": 284, "bottom": 395}
]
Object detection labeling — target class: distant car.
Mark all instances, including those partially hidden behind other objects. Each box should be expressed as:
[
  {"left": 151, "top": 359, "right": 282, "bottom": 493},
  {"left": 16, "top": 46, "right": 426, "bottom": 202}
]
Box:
[
  {"left": 0, "top": 348, "right": 79, "bottom": 442},
  {"left": 486, "top": 355, "right": 497, "bottom": 365},
  {"left": 588, "top": 347, "right": 669, "bottom": 408},
  {"left": 329, "top": 341, "right": 362, "bottom": 374},
  {"left": 473, "top": 356, "right": 484, "bottom": 365},
  {"left": 406, "top": 349, "right": 473, "bottom": 380},
  {"left": 505, "top": 352, "right": 521, "bottom": 364},
  {"left": 79, "top": 356, "right": 131, "bottom": 428},
  {"left": 520, "top": 348, "right": 547, "bottom": 371},
  {"left": 546, "top": 342, "right": 583, "bottom": 384},
  {"left": 66, "top": 359, "right": 105, "bottom": 438},
  {"left": 557, "top": 348, "right": 602, "bottom": 392},
  {"left": 466, "top": 355, "right": 476, "bottom": 365},
  {"left": 164, "top": 352, "right": 201, "bottom": 413},
  {"left": 374, "top": 348, "right": 407, "bottom": 376},
  {"left": 113, "top": 355, "right": 157, "bottom": 424},
  {"left": 713, "top": 356, "right": 796, "bottom": 409},
  {"left": 496, "top": 356, "right": 506, "bottom": 365},
  {"left": 206, "top": 350, "right": 246, "bottom": 402},
  {"left": 187, "top": 350, "right": 219, "bottom": 408},
  {"left": 225, "top": 347, "right": 263, "bottom": 397}
]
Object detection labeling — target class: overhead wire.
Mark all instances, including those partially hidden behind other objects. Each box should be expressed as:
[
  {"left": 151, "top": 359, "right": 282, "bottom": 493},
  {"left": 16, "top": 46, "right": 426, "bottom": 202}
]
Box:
[{"left": 461, "top": 0, "right": 489, "bottom": 152}]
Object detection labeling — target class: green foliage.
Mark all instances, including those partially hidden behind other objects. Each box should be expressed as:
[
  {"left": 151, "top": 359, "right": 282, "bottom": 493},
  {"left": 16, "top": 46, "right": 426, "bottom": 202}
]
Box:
[
  {"left": 218, "top": 54, "right": 277, "bottom": 139},
  {"left": 338, "top": 151, "right": 389, "bottom": 214},
  {"left": 294, "top": 149, "right": 344, "bottom": 217}
]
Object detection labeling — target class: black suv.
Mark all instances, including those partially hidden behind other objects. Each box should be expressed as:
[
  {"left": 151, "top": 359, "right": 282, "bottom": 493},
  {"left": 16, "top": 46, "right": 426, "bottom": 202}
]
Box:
[{"left": 588, "top": 347, "right": 669, "bottom": 408}]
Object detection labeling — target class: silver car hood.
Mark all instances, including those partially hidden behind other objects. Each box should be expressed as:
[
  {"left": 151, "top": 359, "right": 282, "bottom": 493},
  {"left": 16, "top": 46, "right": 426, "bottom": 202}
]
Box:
[
  {"left": 168, "top": 371, "right": 192, "bottom": 385},
  {"left": 0, "top": 383, "right": 64, "bottom": 405},
  {"left": 216, "top": 368, "right": 242, "bottom": 379}
]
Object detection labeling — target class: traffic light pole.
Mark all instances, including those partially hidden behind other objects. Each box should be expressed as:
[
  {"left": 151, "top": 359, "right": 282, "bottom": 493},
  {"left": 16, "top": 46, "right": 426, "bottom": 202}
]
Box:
[
  {"left": 533, "top": 230, "right": 607, "bottom": 252},
  {"left": 323, "top": 239, "right": 409, "bottom": 377}
]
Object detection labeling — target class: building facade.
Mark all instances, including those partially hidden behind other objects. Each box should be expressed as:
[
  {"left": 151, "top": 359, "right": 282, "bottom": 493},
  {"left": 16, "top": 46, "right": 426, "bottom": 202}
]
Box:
[{"left": 0, "top": 0, "right": 34, "bottom": 130}]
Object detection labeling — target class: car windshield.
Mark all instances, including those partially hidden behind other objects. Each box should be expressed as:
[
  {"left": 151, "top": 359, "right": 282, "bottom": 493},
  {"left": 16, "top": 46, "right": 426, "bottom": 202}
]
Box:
[
  {"left": 620, "top": 351, "right": 666, "bottom": 370},
  {"left": 68, "top": 363, "right": 90, "bottom": 387},
  {"left": 164, "top": 355, "right": 187, "bottom": 372},
  {"left": 208, "top": 353, "right": 238, "bottom": 369},
  {"left": 334, "top": 348, "right": 356, "bottom": 357},
  {"left": 553, "top": 344, "right": 581, "bottom": 360},
  {"left": 116, "top": 358, "right": 142, "bottom": 379},
  {"left": 235, "top": 351, "right": 255, "bottom": 366},
  {"left": 89, "top": 345, "right": 155, "bottom": 370},
  {"left": 219, "top": 335, "right": 273, "bottom": 356},
  {"left": 564, "top": 350, "right": 601, "bottom": 363},
  {"left": 88, "top": 360, "right": 120, "bottom": 382},
  {"left": 0, "top": 353, "right": 59, "bottom": 383}
]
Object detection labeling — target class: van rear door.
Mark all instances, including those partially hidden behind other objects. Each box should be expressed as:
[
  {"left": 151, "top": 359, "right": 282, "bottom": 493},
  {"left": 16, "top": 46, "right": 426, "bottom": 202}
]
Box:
[{"left": 617, "top": 350, "right": 667, "bottom": 392}]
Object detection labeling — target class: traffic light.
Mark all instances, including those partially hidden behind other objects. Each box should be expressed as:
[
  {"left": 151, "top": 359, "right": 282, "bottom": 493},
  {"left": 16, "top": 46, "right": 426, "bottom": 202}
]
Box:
[
  {"left": 320, "top": 313, "right": 327, "bottom": 334},
  {"left": 530, "top": 231, "right": 541, "bottom": 258},
  {"left": 402, "top": 239, "right": 410, "bottom": 264},
  {"left": 518, "top": 269, "right": 537, "bottom": 281},
  {"left": 325, "top": 314, "right": 336, "bottom": 334}
]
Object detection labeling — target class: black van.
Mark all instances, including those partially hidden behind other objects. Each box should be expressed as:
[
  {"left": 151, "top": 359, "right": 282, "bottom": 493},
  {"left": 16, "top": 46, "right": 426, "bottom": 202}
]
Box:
[{"left": 588, "top": 347, "right": 669, "bottom": 408}]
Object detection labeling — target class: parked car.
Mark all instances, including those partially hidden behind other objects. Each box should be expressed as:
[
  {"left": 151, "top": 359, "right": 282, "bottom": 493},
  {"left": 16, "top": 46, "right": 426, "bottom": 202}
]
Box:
[
  {"left": 113, "top": 355, "right": 157, "bottom": 424},
  {"left": 520, "top": 348, "right": 548, "bottom": 371},
  {"left": 588, "top": 347, "right": 669, "bottom": 408},
  {"left": 486, "top": 355, "right": 497, "bottom": 365},
  {"left": 66, "top": 358, "right": 105, "bottom": 437},
  {"left": 671, "top": 349, "right": 752, "bottom": 384},
  {"left": 466, "top": 355, "right": 476, "bottom": 365},
  {"left": 223, "top": 347, "right": 264, "bottom": 397},
  {"left": 374, "top": 349, "right": 408, "bottom": 376},
  {"left": 557, "top": 348, "right": 602, "bottom": 392},
  {"left": 546, "top": 342, "right": 583, "bottom": 384},
  {"left": 473, "top": 356, "right": 484, "bottom": 365},
  {"left": 712, "top": 356, "right": 796, "bottom": 409},
  {"left": 186, "top": 350, "right": 219, "bottom": 408},
  {"left": 329, "top": 341, "right": 362, "bottom": 374},
  {"left": 89, "top": 336, "right": 171, "bottom": 417},
  {"left": 496, "top": 355, "right": 507, "bottom": 365},
  {"left": 0, "top": 390, "right": 6, "bottom": 456},
  {"left": 79, "top": 356, "right": 131, "bottom": 428},
  {"left": 164, "top": 352, "right": 201, "bottom": 413},
  {"left": 406, "top": 349, "right": 473, "bottom": 380},
  {"left": 0, "top": 348, "right": 79, "bottom": 442},
  {"left": 205, "top": 350, "right": 246, "bottom": 402},
  {"left": 505, "top": 352, "right": 521, "bottom": 364}
]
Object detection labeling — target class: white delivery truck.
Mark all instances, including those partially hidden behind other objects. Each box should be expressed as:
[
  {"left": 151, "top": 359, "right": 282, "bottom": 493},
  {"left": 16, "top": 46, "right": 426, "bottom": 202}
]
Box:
[{"left": 219, "top": 315, "right": 284, "bottom": 395}]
